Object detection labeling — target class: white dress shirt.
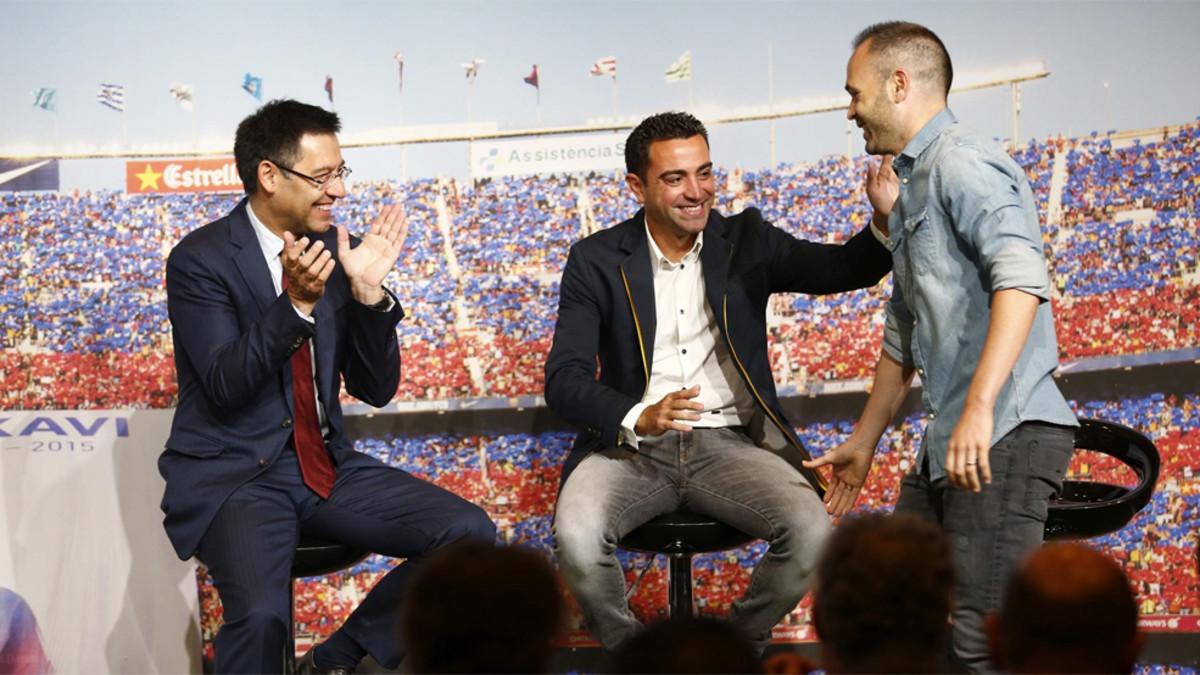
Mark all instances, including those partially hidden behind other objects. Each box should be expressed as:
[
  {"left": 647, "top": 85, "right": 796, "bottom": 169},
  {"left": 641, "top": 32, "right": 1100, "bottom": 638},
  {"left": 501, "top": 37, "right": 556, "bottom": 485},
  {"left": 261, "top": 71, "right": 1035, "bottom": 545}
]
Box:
[
  {"left": 245, "top": 203, "right": 328, "bottom": 430},
  {"left": 619, "top": 223, "right": 755, "bottom": 448}
]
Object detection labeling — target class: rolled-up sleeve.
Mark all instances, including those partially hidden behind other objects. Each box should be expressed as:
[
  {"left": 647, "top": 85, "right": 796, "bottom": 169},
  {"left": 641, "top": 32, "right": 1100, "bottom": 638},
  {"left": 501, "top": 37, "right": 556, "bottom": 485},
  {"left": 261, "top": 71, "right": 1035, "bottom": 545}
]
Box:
[
  {"left": 937, "top": 146, "right": 1051, "bottom": 301},
  {"left": 882, "top": 282, "right": 915, "bottom": 369}
]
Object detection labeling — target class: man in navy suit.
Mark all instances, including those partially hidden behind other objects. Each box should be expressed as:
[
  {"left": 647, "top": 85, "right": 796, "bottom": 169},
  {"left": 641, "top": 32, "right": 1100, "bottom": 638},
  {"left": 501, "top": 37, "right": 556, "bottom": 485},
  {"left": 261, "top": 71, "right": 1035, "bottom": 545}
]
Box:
[
  {"left": 160, "top": 99, "right": 494, "bottom": 674},
  {"left": 545, "top": 111, "right": 895, "bottom": 653}
]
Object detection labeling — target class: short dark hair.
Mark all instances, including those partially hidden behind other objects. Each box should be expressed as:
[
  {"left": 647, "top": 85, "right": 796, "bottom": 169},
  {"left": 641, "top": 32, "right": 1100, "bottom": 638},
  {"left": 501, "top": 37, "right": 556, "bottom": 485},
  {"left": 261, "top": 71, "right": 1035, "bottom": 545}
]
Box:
[
  {"left": 624, "top": 111, "right": 708, "bottom": 180},
  {"left": 233, "top": 99, "right": 340, "bottom": 195},
  {"left": 403, "top": 542, "right": 564, "bottom": 673},
  {"left": 813, "top": 512, "right": 953, "bottom": 673},
  {"left": 997, "top": 543, "right": 1139, "bottom": 672},
  {"left": 853, "top": 21, "right": 953, "bottom": 97},
  {"left": 610, "top": 616, "right": 760, "bottom": 674}
]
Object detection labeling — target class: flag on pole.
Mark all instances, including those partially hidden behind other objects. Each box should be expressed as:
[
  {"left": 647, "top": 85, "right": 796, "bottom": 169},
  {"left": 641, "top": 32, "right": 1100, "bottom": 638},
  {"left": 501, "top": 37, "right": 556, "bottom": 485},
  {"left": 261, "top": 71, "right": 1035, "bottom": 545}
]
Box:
[
  {"left": 394, "top": 52, "right": 405, "bottom": 93},
  {"left": 463, "top": 58, "right": 484, "bottom": 80},
  {"left": 242, "top": 73, "right": 263, "bottom": 101},
  {"left": 590, "top": 56, "right": 617, "bottom": 77},
  {"left": 324, "top": 75, "right": 334, "bottom": 104},
  {"left": 31, "top": 88, "right": 56, "bottom": 111},
  {"left": 169, "top": 83, "right": 194, "bottom": 110},
  {"left": 97, "top": 83, "right": 126, "bottom": 112},
  {"left": 664, "top": 50, "right": 692, "bottom": 83},
  {"left": 523, "top": 64, "right": 539, "bottom": 89}
]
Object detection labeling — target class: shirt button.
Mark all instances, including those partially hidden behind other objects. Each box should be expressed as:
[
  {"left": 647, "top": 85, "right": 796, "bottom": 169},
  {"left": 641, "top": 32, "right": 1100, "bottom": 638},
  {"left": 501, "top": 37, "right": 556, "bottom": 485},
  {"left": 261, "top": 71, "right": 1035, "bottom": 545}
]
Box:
[
  {"left": 281, "top": 418, "right": 293, "bottom": 428},
  {"left": 258, "top": 458, "right": 268, "bottom": 467},
  {"left": 902, "top": 178, "right": 910, "bottom": 184},
  {"left": 681, "top": 349, "right": 688, "bottom": 354},
  {"left": 930, "top": 412, "right": 937, "bottom": 420},
  {"left": 680, "top": 309, "right": 684, "bottom": 315}
]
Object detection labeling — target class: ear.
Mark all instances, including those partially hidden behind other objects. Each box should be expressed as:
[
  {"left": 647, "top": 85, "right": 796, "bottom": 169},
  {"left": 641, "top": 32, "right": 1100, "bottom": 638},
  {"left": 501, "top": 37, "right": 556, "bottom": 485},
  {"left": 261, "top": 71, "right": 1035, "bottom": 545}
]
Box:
[
  {"left": 625, "top": 172, "right": 647, "bottom": 205},
  {"left": 257, "top": 159, "right": 279, "bottom": 197},
  {"left": 890, "top": 67, "right": 912, "bottom": 104}
]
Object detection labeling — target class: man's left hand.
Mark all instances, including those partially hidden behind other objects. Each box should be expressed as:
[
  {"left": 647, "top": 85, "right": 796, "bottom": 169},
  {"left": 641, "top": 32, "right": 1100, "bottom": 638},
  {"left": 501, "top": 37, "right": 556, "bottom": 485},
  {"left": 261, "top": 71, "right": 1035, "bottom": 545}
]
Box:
[
  {"left": 947, "top": 402, "right": 994, "bottom": 492},
  {"left": 337, "top": 204, "right": 408, "bottom": 305},
  {"left": 866, "top": 155, "right": 899, "bottom": 237}
]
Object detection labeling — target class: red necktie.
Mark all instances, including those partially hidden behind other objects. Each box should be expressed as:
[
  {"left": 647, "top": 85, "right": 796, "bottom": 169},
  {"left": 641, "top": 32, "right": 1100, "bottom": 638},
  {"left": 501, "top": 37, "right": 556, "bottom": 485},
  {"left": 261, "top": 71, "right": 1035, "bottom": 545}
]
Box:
[{"left": 282, "top": 271, "right": 337, "bottom": 498}]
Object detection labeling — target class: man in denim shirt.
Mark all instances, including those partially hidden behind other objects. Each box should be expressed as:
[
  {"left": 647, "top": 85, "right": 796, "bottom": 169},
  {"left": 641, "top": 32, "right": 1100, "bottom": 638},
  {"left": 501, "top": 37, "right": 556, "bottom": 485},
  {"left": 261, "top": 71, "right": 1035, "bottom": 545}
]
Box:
[{"left": 806, "top": 21, "right": 1078, "bottom": 671}]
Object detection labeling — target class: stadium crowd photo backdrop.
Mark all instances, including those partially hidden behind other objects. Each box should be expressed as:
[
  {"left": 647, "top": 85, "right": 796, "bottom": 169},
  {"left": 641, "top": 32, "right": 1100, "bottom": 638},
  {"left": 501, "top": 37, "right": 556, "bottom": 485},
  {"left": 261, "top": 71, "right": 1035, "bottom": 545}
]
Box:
[{"left": 1, "top": 1, "right": 1198, "bottom": 672}]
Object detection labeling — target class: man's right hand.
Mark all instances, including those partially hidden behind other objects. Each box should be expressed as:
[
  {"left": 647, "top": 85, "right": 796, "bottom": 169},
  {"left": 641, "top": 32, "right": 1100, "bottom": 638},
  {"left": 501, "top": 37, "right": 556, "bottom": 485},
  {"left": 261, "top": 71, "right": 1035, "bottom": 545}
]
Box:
[
  {"left": 635, "top": 386, "right": 703, "bottom": 436},
  {"left": 282, "top": 231, "right": 336, "bottom": 316},
  {"left": 802, "top": 436, "right": 876, "bottom": 517}
]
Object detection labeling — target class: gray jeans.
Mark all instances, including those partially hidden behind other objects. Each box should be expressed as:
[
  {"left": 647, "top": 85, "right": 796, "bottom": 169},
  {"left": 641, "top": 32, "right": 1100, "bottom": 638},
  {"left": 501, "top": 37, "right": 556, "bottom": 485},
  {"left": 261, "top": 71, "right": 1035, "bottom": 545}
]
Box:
[
  {"left": 896, "top": 420, "right": 1075, "bottom": 673},
  {"left": 554, "top": 427, "right": 830, "bottom": 652}
]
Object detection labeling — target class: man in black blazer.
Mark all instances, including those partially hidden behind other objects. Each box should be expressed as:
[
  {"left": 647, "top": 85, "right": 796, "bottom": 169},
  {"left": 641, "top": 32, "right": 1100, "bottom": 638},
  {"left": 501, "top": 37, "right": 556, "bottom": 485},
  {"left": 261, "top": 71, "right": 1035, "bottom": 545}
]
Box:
[
  {"left": 545, "top": 111, "right": 894, "bottom": 652},
  {"left": 160, "top": 99, "right": 494, "bottom": 674}
]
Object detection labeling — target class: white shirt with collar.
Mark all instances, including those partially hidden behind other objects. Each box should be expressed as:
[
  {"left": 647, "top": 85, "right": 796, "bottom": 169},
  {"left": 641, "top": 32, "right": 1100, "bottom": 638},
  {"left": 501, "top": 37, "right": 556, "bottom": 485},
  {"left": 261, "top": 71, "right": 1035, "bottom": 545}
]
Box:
[
  {"left": 245, "top": 202, "right": 328, "bottom": 429},
  {"left": 619, "top": 222, "right": 756, "bottom": 448}
]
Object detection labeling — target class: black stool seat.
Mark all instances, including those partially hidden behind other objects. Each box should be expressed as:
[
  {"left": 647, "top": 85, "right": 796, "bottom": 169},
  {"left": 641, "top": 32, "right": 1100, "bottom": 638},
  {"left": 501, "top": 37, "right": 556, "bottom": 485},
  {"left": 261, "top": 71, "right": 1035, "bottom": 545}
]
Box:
[
  {"left": 291, "top": 536, "right": 368, "bottom": 578},
  {"left": 286, "top": 537, "right": 368, "bottom": 673},
  {"left": 619, "top": 510, "right": 755, "bottom": 618},
  {"left": 1044, "top": 418, "right": 1160, "bottom": 540}
]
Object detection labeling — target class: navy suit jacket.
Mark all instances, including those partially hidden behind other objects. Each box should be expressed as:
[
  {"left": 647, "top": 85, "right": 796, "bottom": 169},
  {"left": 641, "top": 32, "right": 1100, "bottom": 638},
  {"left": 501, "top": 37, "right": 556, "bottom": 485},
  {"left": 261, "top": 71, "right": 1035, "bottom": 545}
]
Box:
[
  {"left": 159, "top": 200, "right": 403, "bottom": 560},
  {"left": 544, "top": 207, "right": 892, "bottom": 492}
]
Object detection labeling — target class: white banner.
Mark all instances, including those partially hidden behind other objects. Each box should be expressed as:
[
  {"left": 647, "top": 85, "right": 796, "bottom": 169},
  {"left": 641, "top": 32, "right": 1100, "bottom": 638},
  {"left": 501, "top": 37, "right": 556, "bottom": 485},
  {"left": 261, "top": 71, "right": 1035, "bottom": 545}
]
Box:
[
  {"left": 0, "top": 409, "right": 199, "bottom": 674},
  {"left": 470, "top": 132, "right": 626, "bottom": 179}
]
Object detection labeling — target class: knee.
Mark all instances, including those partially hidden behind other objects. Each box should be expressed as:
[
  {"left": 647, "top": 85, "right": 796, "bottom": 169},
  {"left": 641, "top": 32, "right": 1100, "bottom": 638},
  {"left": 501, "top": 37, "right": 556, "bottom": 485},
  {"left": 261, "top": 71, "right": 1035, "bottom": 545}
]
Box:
[
  {"left": 231, "top": 604, "right": 290, "bottom": 641},
  {"left": 553, "top": 516, "right": 609, "bottom": 574},
  {"left": 447, "top": 503, "right": 497, "bottom": 545},
  {"left": 770, "top": 511, "right": 831, "bottom": 572}
]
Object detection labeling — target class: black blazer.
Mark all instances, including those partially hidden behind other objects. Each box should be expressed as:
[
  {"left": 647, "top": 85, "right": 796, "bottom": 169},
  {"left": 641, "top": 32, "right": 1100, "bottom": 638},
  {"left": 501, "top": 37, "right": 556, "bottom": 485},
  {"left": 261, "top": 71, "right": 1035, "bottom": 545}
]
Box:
[
  {"left": 158, "top": 200, "right": 404, "bottom": 559},
  {"left": 544, "top": 207, "right": 891, "bottom": 491}
]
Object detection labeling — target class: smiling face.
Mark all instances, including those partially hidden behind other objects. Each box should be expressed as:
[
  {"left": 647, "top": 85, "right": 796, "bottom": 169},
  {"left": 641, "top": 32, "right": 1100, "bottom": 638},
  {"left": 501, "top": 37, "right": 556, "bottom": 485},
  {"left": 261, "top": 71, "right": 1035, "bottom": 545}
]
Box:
[
  {"left": 845, "top": 41, "right": 905, "bottom": 156},
  {"left": 264, "top": 132, "right": 347, "bottom": 236},
  {"left": 626, "top": 134, "right": 715, "bottom": 248}
]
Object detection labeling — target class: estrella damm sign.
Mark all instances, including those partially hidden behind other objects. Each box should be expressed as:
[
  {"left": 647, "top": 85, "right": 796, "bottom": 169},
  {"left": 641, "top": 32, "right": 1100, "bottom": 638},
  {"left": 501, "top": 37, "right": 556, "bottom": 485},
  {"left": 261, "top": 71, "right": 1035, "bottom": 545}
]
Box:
[{"left": 126, "top": 157, "right": 243, "bottom": 194}]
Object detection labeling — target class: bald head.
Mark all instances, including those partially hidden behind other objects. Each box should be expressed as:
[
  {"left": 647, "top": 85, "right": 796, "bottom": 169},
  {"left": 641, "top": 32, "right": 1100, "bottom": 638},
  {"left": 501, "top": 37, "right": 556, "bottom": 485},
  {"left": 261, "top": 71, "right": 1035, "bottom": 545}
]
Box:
[
  {"left": 991, "top": 543, "right": 1141, "bottom": 673},
  {"left": 853, "top": 22, "right": 953, "bottom": 99}
]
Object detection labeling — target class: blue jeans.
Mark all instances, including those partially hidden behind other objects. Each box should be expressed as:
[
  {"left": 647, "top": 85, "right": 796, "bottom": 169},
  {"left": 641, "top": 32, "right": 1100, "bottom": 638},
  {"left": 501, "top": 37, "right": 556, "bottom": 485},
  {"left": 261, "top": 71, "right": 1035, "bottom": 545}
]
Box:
[
  {"left": 554, "top": 427, "right": 830, "bottom": 653},
  {"left": 895, "top": 421, "right": 1075, "bottom": 672}
]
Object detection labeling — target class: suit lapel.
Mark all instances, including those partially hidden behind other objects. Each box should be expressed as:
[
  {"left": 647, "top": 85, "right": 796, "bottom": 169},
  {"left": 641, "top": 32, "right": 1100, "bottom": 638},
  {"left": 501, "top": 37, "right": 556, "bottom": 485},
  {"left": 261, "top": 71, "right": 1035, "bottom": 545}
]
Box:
[
  {"left": 229, "top": 200, "right": 278, "bottom": 316},
  {"left": 700, "top": 212, "right": 730, "bottom": 327},
  {"left": 309, "top": 230, "right": 340, "bottom": 400},
  {"left": 617, "top": 215, "right": 656, "bottom": 384}
]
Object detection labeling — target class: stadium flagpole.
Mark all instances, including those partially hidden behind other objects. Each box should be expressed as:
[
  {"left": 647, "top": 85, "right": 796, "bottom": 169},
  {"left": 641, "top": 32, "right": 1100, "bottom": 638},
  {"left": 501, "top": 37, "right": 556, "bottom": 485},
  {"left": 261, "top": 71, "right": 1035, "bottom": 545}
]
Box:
[
  {"left": 1010, "top": 82, "right": 1021, "bottom": 150},
  {"left": 467, "top": 77, "right": 474, "bottom": 123},
  {"left": 396, "top": 51, "right": 407, "bottom": 180},
  {"left": 768, "top": 41, "right": 776, "bottom": 167},
  {"left": 611, "top": 73, "right": 618, "bottom": 118}
]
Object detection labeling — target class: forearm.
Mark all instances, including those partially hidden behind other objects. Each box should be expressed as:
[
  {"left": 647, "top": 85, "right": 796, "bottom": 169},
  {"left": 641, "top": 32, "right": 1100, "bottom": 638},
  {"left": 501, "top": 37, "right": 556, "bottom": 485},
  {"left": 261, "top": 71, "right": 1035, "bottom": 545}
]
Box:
[
  {"left": 851, "top": 350, "right": 915, "bottom": 444},
  {"left": 965, "top": 288, "right": 1040, "bottom": 411},
  {"left": 769, "top": 220, "right": 892, "bottom": 295},
  {"left": 544, "top": 364, "right": 640, "bottom": 446},
  {"left": 341, "top": 297, "right": 404, "bottom": 406}
]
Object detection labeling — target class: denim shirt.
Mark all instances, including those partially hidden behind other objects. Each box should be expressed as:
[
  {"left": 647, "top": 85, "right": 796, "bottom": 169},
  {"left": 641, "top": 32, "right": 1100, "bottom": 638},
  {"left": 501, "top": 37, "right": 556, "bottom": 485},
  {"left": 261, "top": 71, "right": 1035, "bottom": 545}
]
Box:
[{"left": 882, "top": 108, "right": 1077, "bottom": 480}]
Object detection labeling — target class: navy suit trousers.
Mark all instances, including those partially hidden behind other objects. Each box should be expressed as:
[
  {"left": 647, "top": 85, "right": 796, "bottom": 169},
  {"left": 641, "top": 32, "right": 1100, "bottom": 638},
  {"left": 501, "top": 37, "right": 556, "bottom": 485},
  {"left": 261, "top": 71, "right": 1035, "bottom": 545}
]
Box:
[{"left": 196, "top": 449, "right": 496, "bottom": 673}]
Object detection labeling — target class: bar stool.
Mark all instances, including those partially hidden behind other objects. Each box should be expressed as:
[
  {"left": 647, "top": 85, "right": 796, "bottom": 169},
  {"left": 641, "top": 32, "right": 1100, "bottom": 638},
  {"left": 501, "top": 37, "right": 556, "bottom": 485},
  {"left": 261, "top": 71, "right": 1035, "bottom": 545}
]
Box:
[
  {"left": 618, "top": 510, "right": 755, "bottom": 618},
  {"left": 286, "top": 537, "right": 368, "bottom": 673},
  {"left": 1045, "top": 417, "right": 1160, "bottom": 539}
]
